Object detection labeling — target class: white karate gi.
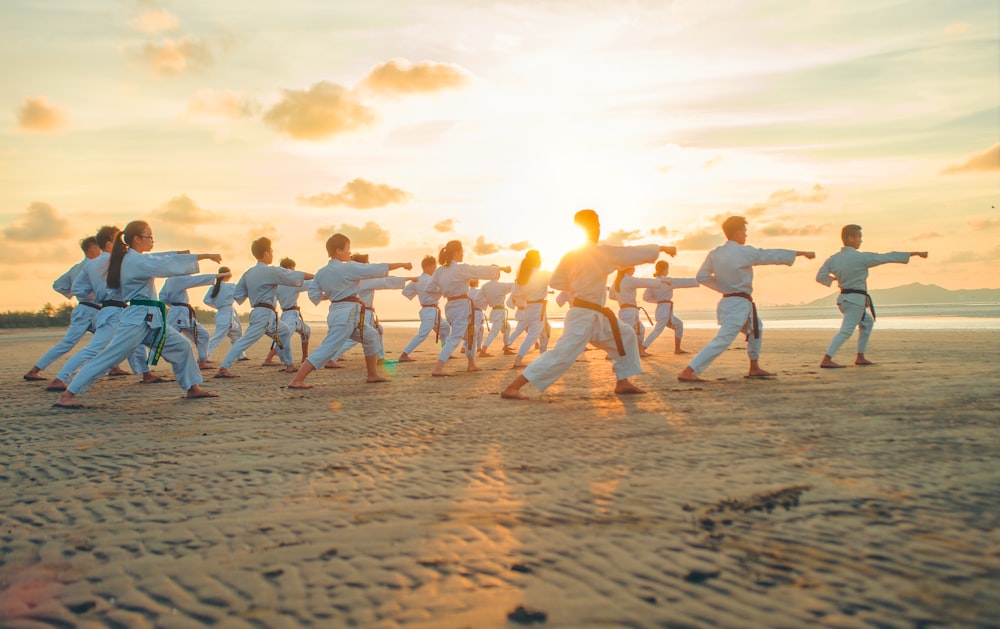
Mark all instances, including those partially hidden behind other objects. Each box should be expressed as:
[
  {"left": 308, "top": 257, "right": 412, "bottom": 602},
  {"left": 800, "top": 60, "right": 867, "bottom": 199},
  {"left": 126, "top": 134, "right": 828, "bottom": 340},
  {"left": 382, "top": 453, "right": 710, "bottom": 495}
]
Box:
[
  {"left": 276, "top": 282, "right": 312, "bottom": 342},
  {"left": 331, "top": 276, "right": 406, "bottom": 361},
  {"left": 512, "top": 270, "right": 553, "bottom": 360},
  {"left": 480, "top": 279, "right": 514, "bottom": 351},
  {"left": 428, "top": 263, "right": 501, "bottom": 361},
  {"left": 641, "top": 276, "right": 700, "bottom": 347},
  {"left": 304, "top": 259, "right": 391, "bottom": 369},
  {"left": 55, "top": 252, "right": 150, "bottom": 383},
  {"left": 221, "top": 262, "right": 306, "bottom": 368},
  {"left": 507, "top": 293, "right": 529, "bottom": 348},
  {"left": 33, "top": 257, "right": 99, "bottom": 370},
  {"left": 469, "top": 286, "right": 488, "bottom": 352},
  {"left": 816, "top": 247, "right": 910, "bottom": 357},
  {"left": 686, "top": 241, "right": 797, "bottom": 374},
  {"left": 609, "top": 275, "right": 664, "bottom": 347},
  {"left": 159, "top": 274, "right": 216, "bottom": 361},
  {"left": 203, "top": 282, "right": 246, "bottom": 359},
  {"left": 400, "top": 273, "right": 451, "bottom": 355},
  {"left": 67, "top": 251, "right": 206, "bottom": 395},
  {"left": 520, "top": 243, "right": 659, "bottom": 391}
]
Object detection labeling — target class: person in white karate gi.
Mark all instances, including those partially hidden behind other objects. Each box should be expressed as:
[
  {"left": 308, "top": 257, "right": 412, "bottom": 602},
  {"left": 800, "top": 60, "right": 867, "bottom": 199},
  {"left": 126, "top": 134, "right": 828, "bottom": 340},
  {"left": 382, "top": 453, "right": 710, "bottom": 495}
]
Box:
[
  {"left": 398, "top": 256, "right": 451, "bottom": 363},
  {"left": 640, "top": 260, "right": 700, "bottom": 355},
  {"left": 159, "top": 272, "right": 220, "bottom": 368},
  {"left": 816, "top": 224, "right": 927, "bottom": 368},
  {"left": 678, "top": 216, "right": 814, "bottom": 382},
  {"left": 262, "top": 258, "right": 313, "bottom": 366},
  {"left": 478, "top": 276, "right": 515, "bottom": 357},
  {"left": 510, "top": 250, "right": 553, "bottom": 369},
  {"left": 501, "top": 209, "right": 676, "bottom": 399},
  {"left": 608, "top": 266, "right": 664, "bottom": 357},
  {"left": 428, "top": 240, "right": 509, "bottom": 376},
  {"left": 54, "top": 221, "right": 221, "bottom": 408},
  {"left": 215, "top": 238, "right": 313, "bottom": 378},
  {"left": 44, "top": 226, "right": 157, "bottom": 391},
  {"left": 287, "top": 234, "right": 411, "bottom": 388},
  {"left": 467, "top": 279, "right": 489, "bottom": 355},
  {"left": 203, "top": 268, "right": 248, "bottom": 363},
  {"left": 23, "top": 236, "right": 103, "bottom": 381}
]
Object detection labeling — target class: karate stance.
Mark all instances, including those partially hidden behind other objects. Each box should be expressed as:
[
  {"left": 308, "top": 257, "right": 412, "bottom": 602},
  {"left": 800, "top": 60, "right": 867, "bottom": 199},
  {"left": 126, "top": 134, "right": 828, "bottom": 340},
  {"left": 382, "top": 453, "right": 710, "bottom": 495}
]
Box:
[
  {"left": 160, "top": 272, "right": 219, "bottom": 368},
  {"left": 608, "top": 266, "right": 663, "bottom": 357},
  {"left": 398, "top": 256, "right": 450, "bottom": 362},
  {"left": 641, "top": 260, "right": 700, "bottom": 355},
  {"left": 203, "top": 268, "right": 248, "bottom": 362},
  {"left": 678, "top": 216, "right": 814, "bottom": 382},
  {"left": 510, "top": 250, "right": 552, "bottom": 369},
  {"left": 262, "top": 258, "right": 312, "bottom": 365},
  {"left": 501, "top": 209, "right": 676, "bottom": 399},
  {"left": 478, "top": 276, "right": 515, "bottom": 357},
  {"left": 817, "top": 224, "right": 927, "bottom": 368}
]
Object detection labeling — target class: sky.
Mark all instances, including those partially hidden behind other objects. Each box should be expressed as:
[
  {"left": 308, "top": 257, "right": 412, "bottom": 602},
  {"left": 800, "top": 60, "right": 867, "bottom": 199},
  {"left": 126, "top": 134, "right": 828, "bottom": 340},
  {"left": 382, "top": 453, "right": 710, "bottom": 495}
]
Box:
[{"left": 1, "top": 0, "right": 997, "bottom": 321}]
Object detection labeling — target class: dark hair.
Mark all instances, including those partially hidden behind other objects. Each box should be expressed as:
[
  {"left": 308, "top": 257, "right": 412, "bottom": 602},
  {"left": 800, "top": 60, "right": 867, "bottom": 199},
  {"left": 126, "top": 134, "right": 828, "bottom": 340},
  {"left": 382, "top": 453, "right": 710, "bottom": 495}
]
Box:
[
  {"left": 279, "top": 257, "right": 296, "bottom": 270},
  {"left": 439, "top": 240, "right": 462, "bottom": 266},
  {"left": 515, "top": 250, "right": 540, "bottom": 285},
  {"left": 326, "top": 233, "right": 349, "bottom": 258},
  {"left": 251, "top": 237, "right": 271, "bottom": 259},
  {"left": 350, "top": 253, "right": 369, "bottom": 263},
  {"left": 210, "top": 266, "right": 231, "bottom": 299},
  {"left": 420, "top": 255, "right": 436, "bottom": 271},
  {"left": 841, "top": 224, "right": 862, "bottom": 245},
  {"left": 107, "top": 221, "right": 149, "bottom": 290},
  {"left": 80, "top": 236, "right": 99, "bottom": 253},
  {"left": 654, "top": 260, "right": 669, "bottom": 276},
  {"left": 722, "top": 216, "right": 747, "bottom": 240},
  {"left": 95, "top": 225, "right": 120, "bottom": 250},
  {"left": 574, "top": 209, "right": 600, "bottom": 242},
  {"left": 613, "top": 267, "right": 634, "bottom": 293}
]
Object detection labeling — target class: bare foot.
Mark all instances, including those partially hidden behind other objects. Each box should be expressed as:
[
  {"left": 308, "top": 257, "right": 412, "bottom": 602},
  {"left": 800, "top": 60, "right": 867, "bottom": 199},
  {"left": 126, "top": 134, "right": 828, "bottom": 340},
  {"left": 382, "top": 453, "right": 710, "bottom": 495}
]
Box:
[
  {"left": 53, "top": 392, "right": 82, "bottom": 408},
  {"left": 614, "top": 381, "right": 646, "bottom": 394},
  {"left": 500, "top": 387, "right": 528, "bottom": 400},
  {"left": 511, "top": 360, "right": 527, "bottom": 369},
  {"left": 23, "top": 370, "right": 45, "bottom": 381},
  {"left": 141, "top": 373, "right": 169, "bottom": 384},
  {"left": 283, "top": 365, "right": 296, "bottom": 373},
  {"left": 107, "top": 367, "right": 130, "bottom": 377},
  {"left": 397, "top": 354, "right": 416, "bottom": 363},
  {"left": 478, "top": 351, "right": 493, "bottom": 358},
  {"left": 502, "top": 346, "right": 516, "bottom": 356},
  {"left": 674, "top": 349, "right": 690, "bottom": 355},
  {"left": 431, "top": 371, "right": 454, "bottom": 377},
  {"left": 214, "top": 368, "right": 239, "bottom": 379},
  {"left": 45, "top": 379, "right": 67, "bottom": 391},
  {"left": 855, "top": 358, "right": 875, "bottom": 366},
  {"left": 287, "top": 381, "right": 313, "bottom": 389},
  {"left": 820, "top": 357, "right": 846, "bottom": 368},
  {"left": 186, "top": 387, "right": 218, "bottom": 399},
  {"left": 261, "top": 361, "right": 280, "bottom": 367},
  {"left": 198, "top": 360, "right": 211, "bottom": 369},
  {"left": 367, "top": 376, "right": 389, "bottom": 383},
  {"left": 677, "top": 366, "right": 706, "bottom": 382},
  {"left": 467, "top": 365, "right": 482, "bottom": 372},
  {"left": 746, "top": 368, "right": 776, "bottom": 378},
  {"left": 324, "top": 361, "right": 344, "bottom": 369},
  {"left": 639, "top": 350, "right": 652, "bottom": 357}
]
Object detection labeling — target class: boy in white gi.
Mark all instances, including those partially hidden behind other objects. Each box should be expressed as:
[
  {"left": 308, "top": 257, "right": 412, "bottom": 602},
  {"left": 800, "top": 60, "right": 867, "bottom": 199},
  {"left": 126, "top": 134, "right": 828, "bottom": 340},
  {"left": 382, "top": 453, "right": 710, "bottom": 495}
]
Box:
[
  {"left": 641, "top": 260, "right": 700, "bottom": 355},
  {"left": 159, "top": 272, "right": 220, "bottom": 368},
  {"left": 262, "top": 257, "right": 312, "bottom": 366},
  {"left": 203, "top": 268, "right": 248, "bottom": 362},
  {"left": 817, "top": 224, "right": 927, "bottom": 368},
  {"left": 678, "top": 216, "right": 814, "bottom": 382},
  {"left": 287, "top": 234, "right": 411, "bottom": 388},
  {"left": 478, "top": 276, "right": 515, "bottom": 357},
  {"left": 24, "top": 236, "right": 103, "bottom": 381},
  {"left": 501, "top": 209, "right": 676, "bottom": 399},
  {"left": 398, "top": 256, "right": 451, "bottom": 362},
  {"left": 608, "top": 266, "right": 665, "bottom": 357},
  {"left": 215, "top": 237, "right": 313, "bottom": 378}
]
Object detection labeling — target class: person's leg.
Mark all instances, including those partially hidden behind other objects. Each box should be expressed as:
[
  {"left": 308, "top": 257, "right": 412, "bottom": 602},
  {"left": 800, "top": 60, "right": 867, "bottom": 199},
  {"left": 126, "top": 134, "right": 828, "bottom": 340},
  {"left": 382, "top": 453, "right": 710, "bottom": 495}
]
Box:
[
  {"left": 400, "top": 308, "right": 434, "bottom": 359},
  {"left": 513, "top": 317, "right": 544, "bottom": 367},
  {"left": 642, "top": 313, "right": 669, "bottom": 350},
  {"left": 52, "top": 317, "right": 117, "bottom": 388},
  {"left": 596, "top": 321, "right": 644, "bottom": 391},
  {"left": 433, "top": 303, "right": 467, "bottom": 375},
  {"left": 745, "top": 318, "right": 773, "bottom": 377},
  {"left": 680, "top": 300, "right": 749, "bottom": 380},
  {"left": 26, "top": 306, "right": 96, "bottom": 378},
  {"left": 217, "top": 311, "right": 267, "bottom": 376},
  {"left": 160, "top": 327, "right": 214, "bottom": 396},
  {"left": 57, "top": 323, "right": 147, "bottom": 405},
  {"left": 288, "top": 322, "right": 353, "bottom": 388},
  {"left": 502, "top": 310, "right": 594, "bottom": 398},
  {"left": 854, "top": 310, "right": 876, "bottom": 365},
  {"left": 274, "top": 320, "right": 296, "bottom": 371},
  {"left": 821, "top": 301, "right": 864, "bottom": 368}
]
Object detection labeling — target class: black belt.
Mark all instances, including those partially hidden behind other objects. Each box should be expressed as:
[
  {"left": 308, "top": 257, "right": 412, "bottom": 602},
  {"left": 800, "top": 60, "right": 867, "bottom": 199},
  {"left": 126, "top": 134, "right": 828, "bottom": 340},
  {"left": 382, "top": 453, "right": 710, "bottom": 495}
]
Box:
[
  {"left": 571, "top": 298, "right": 625, "bottom": 356},
  {"left": 253, "top": 302, "right": 283, "bottom": 349},
  {"left": 101, "top": 300, "right": 127, "bottom": 308},
  {"left": 283, "top": 306, "right": 300, "bottom": 312},
  {"left": 724, "top": 292, "right": 759, "bottom": 339},
  {"left": 840, "top": 288, "right": 876, "bottom": 321},
  {"left": 80, "top": 301, "right": 101, "bottom": 310}
]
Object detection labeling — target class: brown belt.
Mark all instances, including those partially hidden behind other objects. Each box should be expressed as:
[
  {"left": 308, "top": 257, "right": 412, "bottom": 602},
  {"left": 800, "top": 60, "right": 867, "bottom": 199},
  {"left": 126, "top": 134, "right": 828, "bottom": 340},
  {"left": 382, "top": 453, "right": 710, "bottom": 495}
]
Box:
[
  {"left": 333, "top": 296, "right": 367, "bottom": 343},
  {"left": 445, "top": 295, "right": 475, "bottom": 351},
  {"left": 571, "top": 298, "right": 625, "bottom": 356},
  {"left": 723, "top": 292, "right": 759, "bottom": 338},
  {"left": 253, "top": 302, "right": 283, "bottom": 349}
]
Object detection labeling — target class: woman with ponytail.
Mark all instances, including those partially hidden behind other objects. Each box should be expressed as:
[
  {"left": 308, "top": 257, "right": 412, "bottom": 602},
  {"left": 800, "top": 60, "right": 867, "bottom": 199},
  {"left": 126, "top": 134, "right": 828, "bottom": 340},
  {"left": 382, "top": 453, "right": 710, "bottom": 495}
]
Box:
[
  {"left": 203, "top": 266, "right": 248, "bottom": 362},
  {"left": 640, "top": 260, "right": 700, "bottom": 355},
  {"left": 607, "top": 265, "right": 665, "bottom": 357},
  {"left": 427, "top": 240, "right": 510, "bottom": 376},
  {"left": 55, "top": 221, "right": 223, "bottom": 408},
  {"left": 509, "top": 250, "right": 552, "bottom": 369}
]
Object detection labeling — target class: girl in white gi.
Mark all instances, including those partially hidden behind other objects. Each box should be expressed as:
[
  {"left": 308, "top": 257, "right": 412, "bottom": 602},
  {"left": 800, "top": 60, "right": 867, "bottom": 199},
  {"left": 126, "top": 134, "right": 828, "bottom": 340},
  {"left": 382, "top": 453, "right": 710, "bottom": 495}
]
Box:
[
  {"left": 159, "top": 272, "right": 220, "bottom": 368},
  {"left": 215, "top": 237, "right": 313, "bottom": 378},
  {"left": 287, "top": 234, "right": 411, "bottom": 388},
  {"left": 816, "top": 224, "right": 927, "bottom": 368},
  {"left": 640, "top": 260, "right": 700, "bottom": 355},
  {"left": 54, "top": 221, "right": 221, "bottom": 408},
  {"left": 501, "top": 209, "right": 676, "bottom": 400},
  {"left": 678, "top": 216, "right": 814, "bottom": 382},
  {"left": 262, "top": 258, "right": 312, "bottom": 366},
  {"left": 23, "top": 236, "right": 103, "bottom": 381},
  {"left": 45, "top": 226, "right": 156, "bottom": 391},
  {"left": 608, "top": 266, "right": 663, "bottom": 357},
  {"left": 506, "top": 292, "right": 528, "bottom": 350},
  {"left": 478, "top": 276, "right": 514, "bottom": 357},
  {"left": 428, "top": 240, "right": 509, "bottom": 376},
  {"left": 398, "top": 256, "right": 451, "bottom": 362},
  {"left": 203, "top": 268, "right": 248, "bottom": 362},
  {"left": 510, "top": 250, "right": 552, "bottom": 369}
]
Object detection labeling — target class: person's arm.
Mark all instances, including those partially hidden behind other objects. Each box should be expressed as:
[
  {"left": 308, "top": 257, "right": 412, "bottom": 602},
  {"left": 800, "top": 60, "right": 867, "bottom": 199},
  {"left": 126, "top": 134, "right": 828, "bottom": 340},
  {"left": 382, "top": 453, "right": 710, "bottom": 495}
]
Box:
[
  {"left": 862, "top": 251, "right": 923, "bottom": 267},
  {"left": 696, "top": 253, "right": 717, "bottom": 292},
  {"left": 815, "top": 255, "right": 835, "bottom": 287},
  {"left": 232, "top": 274, "right": 249, "bottom": 305},
  {"left": 307, "top": 276, "right": 328, "bottom": 305},
  {"left": 52, "top": 263, "right": 80, "bottom": 299}
]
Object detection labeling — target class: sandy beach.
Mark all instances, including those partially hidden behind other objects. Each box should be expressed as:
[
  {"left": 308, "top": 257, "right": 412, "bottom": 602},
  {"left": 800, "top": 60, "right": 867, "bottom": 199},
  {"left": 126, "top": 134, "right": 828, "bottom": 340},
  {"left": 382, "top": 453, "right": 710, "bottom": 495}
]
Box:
[{"left": 1, "top": 326, "right": 998, "bottom": 628}]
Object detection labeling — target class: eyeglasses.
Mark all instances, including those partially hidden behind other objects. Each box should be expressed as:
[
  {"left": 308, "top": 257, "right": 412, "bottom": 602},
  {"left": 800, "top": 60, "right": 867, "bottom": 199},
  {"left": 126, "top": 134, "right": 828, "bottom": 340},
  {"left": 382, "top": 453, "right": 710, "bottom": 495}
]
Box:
[{"left": 137, "top": 234, "right": 154, "bottom": 240}]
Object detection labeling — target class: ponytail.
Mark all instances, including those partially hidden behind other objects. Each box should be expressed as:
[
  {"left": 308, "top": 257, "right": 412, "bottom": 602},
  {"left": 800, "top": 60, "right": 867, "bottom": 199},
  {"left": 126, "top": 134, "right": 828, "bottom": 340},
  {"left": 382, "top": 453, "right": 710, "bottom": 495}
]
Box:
[
  {"left": 613, "top": 268, "right": 626, "bottom": 294},
  {"left": 439, "top": 240, "right": 461, "bottom": 266},
  {"left": 515, "top": 250, "right": 540, "bottom": 286},
  {"left": 107, "top": 221, "right": 148, "bottom": 289},
  {"left": 210, "top": 266, "right": 230, "bottom": 299}
]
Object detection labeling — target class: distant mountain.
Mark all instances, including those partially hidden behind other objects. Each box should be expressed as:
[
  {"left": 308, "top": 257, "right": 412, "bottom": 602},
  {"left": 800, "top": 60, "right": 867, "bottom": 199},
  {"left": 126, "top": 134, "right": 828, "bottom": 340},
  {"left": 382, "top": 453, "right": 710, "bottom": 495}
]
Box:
[{"left": 802, "top": 283, "right": 1000, "bottom": 308}]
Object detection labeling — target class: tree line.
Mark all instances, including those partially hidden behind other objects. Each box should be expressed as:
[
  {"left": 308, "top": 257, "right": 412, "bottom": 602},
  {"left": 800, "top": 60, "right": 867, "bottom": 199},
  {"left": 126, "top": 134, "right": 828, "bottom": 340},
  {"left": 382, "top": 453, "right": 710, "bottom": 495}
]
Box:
[{"left": 0, "top": 305, "right": 239, "bottom": 328}]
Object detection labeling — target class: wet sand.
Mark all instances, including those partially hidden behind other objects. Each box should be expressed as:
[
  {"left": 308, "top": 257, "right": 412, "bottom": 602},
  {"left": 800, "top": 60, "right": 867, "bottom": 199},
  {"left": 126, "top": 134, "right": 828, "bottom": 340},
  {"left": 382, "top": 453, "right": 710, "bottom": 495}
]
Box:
[{"left": 1, "top": 326, "right": 998, "bottom": 627}]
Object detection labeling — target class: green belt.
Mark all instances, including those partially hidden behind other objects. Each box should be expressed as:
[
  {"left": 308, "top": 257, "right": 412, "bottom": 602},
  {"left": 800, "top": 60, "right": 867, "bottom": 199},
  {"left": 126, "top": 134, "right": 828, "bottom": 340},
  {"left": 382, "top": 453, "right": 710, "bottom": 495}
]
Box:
[{"left": 131, "top": 299, "right": 168, "bottom": 365}]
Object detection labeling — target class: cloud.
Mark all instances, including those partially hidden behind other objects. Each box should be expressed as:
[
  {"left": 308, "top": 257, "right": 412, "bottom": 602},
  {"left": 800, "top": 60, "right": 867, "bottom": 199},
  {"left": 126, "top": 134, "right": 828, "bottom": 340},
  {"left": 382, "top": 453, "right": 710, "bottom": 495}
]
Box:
[
  {"left": 3, "top": 202, "right": 72, "bottom": 242},
  {"left": 714, "top": 184, "right": 832, "bottom": 222},
  {"left": 602, "top": 229, "right": 643, "bottom": 246},
  {"left": 434, "top": 219, "right": 456, "bottom": 233},
  {"left": 317, "top": 222, "right": 390, "bottom": 248},
  {"left": 674, "top": 228, "right": 723, "bottom": 251},
  {"left": 140, "top": 35, "right": 213, "bottom": 76},
  {"left": 152, "top": 195, "right": 216, "bottom": 224},
  {"left": 472, "top": 236, "right": 500, "bottom": 256},
  {"left": 909, "top": 232, "right": 943, "bottom": 241},
  {"left": 703, "top": 156, "right": 723, "bottom": 169},
  {"left": 650, "top": 226, "right": 671, "bottom": 238},
  {"left": 758, "top": 223, "right": 827, "bottom": 237},
  {"left": 264, "top": 81, "right": 376, "bottom": 140},
  {"left": 297, "top": 178, "right": 410, "bottom": 209},
  {"left": 941, "top": 143, "right": 1000, "bottom": 174},
  {"left": 130, "top": 8, "right": 179, "bottom": 34},
  {"left": 943, "top": 245, "right": 1000, "bottom": 264},
  {"left": 969, "top": 218, "right": 1000, "bottom": 230},
  {"left": 508, "top": 240, "right": 532, "bottom": 252},
  {"left": 944, "top": 23, "right": 971, "bottom": 36},
  {"left": 360, "top": 58, "right": 469, "bottom": 95},
  {"left": 16, "top": 97, "right": 68, "bottom": 132},
  {"left": 186, "top": 89, "right": 258, "bottom": 119}
]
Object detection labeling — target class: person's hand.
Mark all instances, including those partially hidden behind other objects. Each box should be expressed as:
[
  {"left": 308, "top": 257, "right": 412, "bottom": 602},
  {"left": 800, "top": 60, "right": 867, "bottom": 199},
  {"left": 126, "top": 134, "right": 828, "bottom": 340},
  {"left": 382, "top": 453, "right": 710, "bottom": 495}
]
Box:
[
  {"left": 913, "top": 251, "right": 928, "bottom": 258},
  {"left": 660, "top": 246, "right": 677, "bottom": 257},
  {"left": 218, "top": 272, "right": 232, "bottom": 280},
  {"left": 207, "top": 253, "right": 222, "bottom": 263},
  {"left": 402, "top": 262, "right": 413, "bottom": 270},
  {"left": 798, "top": 251, "right": 816, "bottom": 260}
]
